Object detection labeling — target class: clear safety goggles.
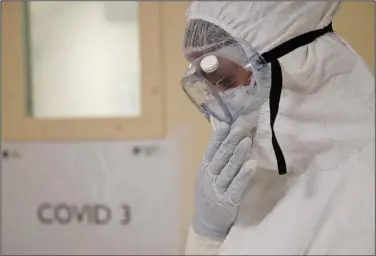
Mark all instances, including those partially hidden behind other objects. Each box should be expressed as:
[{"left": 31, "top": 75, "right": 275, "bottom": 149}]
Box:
[{"left": 181, "top": 40, "right": 271, "bottom": 125}]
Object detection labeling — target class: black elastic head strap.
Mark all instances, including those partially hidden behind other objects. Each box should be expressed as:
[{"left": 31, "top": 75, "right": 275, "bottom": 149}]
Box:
[
  {"left": 260, "top": 23, "right": 334, "bottom": 175},
  {"left": 262, "top": 23, "right": 333, "bottom": 62},
  {"left": 268, "top": 60, "right": 287, "bottom": 175}
]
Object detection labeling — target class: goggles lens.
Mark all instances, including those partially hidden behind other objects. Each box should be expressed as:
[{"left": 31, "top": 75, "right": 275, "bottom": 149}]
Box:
[{"left": 181, "top": 41, "right": 270, "bottom": 124}]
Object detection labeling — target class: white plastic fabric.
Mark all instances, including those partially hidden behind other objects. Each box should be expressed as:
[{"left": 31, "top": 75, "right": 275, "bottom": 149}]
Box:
[
  {"left": 185, "top": 1, "right": 375, "bottom": 255},
  {"left": 185, "top": 227, "right": 222, "bottom": 255}
]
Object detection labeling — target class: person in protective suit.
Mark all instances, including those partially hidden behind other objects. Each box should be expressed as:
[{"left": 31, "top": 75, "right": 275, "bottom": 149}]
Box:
[{"left": 181, "top": 2, "right": 375, "bottom": 255}]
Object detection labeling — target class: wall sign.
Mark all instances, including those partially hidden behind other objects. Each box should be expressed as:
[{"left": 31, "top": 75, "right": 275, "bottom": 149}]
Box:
[{"left": 2, "top": 140, "right": 180, "bottom": 255}]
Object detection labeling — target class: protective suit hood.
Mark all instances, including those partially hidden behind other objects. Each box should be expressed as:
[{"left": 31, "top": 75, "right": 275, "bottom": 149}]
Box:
[
  {"left": 186, "top": 2, "right": 340, "bottom": 53},
  {"left": 186, "top": 1, "right": 375, "bottom": 174}
]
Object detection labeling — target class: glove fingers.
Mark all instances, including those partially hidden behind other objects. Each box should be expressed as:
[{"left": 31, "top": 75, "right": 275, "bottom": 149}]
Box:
[
  {"left": 215, "top": 137, "right": 252, "bottom": 191},
  {"left": 225, "top": 159, "right": 256, "bottom": 205},
  {"left": 203, "top": 122, "right": 229, "bottom": 163},
  {"left": 208, "top": 127, "right": 247, "bottom": 175}
]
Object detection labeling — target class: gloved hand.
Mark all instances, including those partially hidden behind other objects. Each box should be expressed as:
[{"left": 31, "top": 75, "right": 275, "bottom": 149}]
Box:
[{"left": 192, "top": 122, "right": 256, "bottom": 241}]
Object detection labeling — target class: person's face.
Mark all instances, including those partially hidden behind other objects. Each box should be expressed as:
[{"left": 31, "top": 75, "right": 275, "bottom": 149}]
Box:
[{"left": 185, "top": 51, "right": 253, "bottom": 93}]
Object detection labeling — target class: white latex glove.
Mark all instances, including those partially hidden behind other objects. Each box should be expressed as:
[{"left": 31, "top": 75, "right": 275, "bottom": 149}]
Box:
[{"left": 192, "top": 122, "right": 256, "bottom": 241}]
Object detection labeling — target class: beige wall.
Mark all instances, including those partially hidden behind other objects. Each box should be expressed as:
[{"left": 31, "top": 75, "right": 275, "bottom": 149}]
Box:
[
  {"left": 334, "top": 2, "right": 375, "bottom": 70},
  {"left": 161, "top": 2, "right": 207, "bottom": 251},
  {"left": 160, "top": 2, "right": 375, "bottom": 251}
]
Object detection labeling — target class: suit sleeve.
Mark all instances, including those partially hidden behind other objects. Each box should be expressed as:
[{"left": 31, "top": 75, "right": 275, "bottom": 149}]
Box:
[{"left": 185, "top": 227, "right": 224, "bottom": 255}]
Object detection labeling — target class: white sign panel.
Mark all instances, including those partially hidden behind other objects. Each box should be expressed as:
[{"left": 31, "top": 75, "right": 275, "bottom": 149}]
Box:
[{"left": 2, "top": 140, "right": 180, "bottom": 255}]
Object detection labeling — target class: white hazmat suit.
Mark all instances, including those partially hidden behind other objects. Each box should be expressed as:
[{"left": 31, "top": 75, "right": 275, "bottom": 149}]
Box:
[{"left": 184, "top": 1, "right": 375, "bottom": 255}]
